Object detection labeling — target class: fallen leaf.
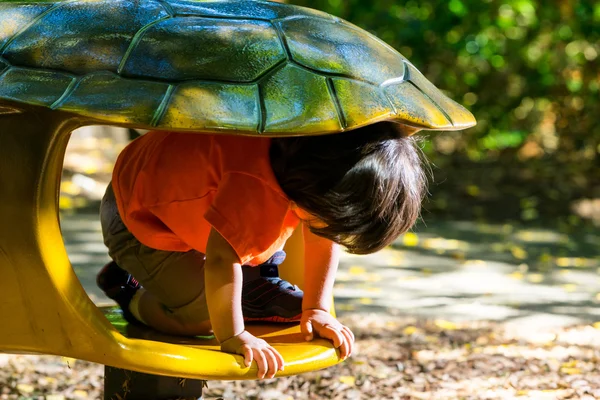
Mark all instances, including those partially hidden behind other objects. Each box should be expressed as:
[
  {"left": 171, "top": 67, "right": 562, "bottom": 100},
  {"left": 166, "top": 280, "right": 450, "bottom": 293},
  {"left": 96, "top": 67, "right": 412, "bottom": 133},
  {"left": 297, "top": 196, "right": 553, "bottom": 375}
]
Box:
[
  {"left": 16, "top": 383, "right": 34, "bottom": 394},
  {"left": 73, "top": 389, "right": 88, "bottom": 398},
  {"left": 560, "top": 367, "right": 581, "bottom": 375},
  {"left": 403, "top": 326, "right": 419, "bottom": 335},
  {"left": 339, "top": 376, "right": 355, "bottom": 386},
  {"left": 435, "top": 320, "right": 458, "bottom": 330}
]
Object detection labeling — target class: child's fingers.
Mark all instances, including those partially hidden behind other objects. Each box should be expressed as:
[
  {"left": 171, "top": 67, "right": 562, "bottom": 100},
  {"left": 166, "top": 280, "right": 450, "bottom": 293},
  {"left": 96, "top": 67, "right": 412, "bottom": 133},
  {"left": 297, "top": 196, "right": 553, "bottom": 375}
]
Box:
[
  {"left": 269, "top": 346, "right": 285, "bottom": 371},
  {"left": 335, "top": 329, "right": 350, "bottom": 359},
  {"left": 344, "top": 326, "right": 355, "bottom": 344},
  {"left": 242, "top": 345, "right": 253, "bottom": 367},
  {"left": 254, "top": 349, "right": 268, "bottom": 379},
  {"left": 301, "top": 319, "right": 314, "bottom": 341},
  {"left": 263, "top": 348, "right": 279, "bottom": 379},
  {"left": 321, "top": 324, "right": 344, "bottom": 348},
  {"left": 341, "top": 327, "right": 354, "bottom": 358}
]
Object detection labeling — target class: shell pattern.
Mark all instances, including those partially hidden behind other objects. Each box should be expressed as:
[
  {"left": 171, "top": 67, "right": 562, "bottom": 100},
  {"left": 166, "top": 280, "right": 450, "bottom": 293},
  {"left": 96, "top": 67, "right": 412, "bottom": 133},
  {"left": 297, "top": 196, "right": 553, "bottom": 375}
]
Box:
[{"left": 0, "top": 0, "right": 476, "bottom": 135}]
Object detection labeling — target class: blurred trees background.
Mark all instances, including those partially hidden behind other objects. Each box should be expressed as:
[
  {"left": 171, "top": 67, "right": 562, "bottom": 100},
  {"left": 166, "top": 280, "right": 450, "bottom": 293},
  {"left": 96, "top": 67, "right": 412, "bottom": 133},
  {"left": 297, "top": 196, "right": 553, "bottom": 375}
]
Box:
[
  {"left": 293, "top": 0, "right": 599, "bottom": 226},
  {"left": 61, "top": 0, "right": 599, "bottom": 227}
]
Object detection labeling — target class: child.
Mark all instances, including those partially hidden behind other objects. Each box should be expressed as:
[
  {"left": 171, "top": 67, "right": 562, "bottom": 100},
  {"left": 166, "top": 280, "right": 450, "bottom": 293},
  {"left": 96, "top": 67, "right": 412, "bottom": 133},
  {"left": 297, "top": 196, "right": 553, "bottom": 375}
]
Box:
[{"left": 97, "top": 121, "right": 426, "bottom": 379}]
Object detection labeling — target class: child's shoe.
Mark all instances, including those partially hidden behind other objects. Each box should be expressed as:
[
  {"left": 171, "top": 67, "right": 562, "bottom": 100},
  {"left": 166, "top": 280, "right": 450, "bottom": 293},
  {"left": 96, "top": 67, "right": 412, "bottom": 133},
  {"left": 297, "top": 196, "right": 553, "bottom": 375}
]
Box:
[
  {"left": 96, "top": 261, "right": 143, "bottom": 325},
  {"left": 242, "top": 251, "right": 303, "bottom": 323}
]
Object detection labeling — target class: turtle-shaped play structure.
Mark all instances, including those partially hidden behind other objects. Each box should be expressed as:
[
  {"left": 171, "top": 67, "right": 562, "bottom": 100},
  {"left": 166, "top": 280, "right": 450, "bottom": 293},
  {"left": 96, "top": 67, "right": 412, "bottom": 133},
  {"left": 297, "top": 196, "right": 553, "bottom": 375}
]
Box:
[
  {"left": 0, "top": 0, "right": 474, "bottom": 133},
  {"left": 0, "top": 0, "right": 475, "bottom": 387}
]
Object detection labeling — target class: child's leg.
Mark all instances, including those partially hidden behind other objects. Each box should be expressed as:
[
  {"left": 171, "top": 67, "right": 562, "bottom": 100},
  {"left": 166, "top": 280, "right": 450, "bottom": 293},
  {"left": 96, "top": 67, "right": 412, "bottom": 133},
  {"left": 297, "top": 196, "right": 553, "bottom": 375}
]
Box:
[
  {"left": 100, "top": 183, "right": 211, "bottom": 336},
  {"left": 132, "top": 248, "right": 212, "bottom": 336}
]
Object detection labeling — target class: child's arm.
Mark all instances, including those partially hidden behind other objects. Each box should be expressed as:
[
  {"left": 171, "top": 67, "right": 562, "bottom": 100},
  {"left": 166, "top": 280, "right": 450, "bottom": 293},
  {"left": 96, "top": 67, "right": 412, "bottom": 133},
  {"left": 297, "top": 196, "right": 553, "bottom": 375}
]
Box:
[
  {"left": 300, "top": 223, "right": 355, "bottom": 359},
  {"left": 204, "top": 228, "right": 284, "bottom": 379}
]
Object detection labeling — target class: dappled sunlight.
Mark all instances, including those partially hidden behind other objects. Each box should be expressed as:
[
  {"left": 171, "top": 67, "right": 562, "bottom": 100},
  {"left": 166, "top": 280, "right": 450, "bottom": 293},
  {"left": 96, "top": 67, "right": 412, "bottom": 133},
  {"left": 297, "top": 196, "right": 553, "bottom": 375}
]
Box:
[
  {"left": 396, "top": 220, "right": 600, "bottom": 273},
  {"left": 161, "top": 82, "right": 258, "bottom": 131},
  {"left": 60, "top": 126, "right": 129, "bottom": 209},
  {"left": 61, "top": 213, "right": 111, "bottom": 306},
  {"left": 60, "top": 126, "right": 131, "bottom": 305},
  {"left": 332, "top": 219, "right": 600, "bottom": 326},
  {"left": 556, "top": 257, "right": 599, "bottom": 268},
  {"left": 515, "top": 229, "right": 568, "bottom": 244}
]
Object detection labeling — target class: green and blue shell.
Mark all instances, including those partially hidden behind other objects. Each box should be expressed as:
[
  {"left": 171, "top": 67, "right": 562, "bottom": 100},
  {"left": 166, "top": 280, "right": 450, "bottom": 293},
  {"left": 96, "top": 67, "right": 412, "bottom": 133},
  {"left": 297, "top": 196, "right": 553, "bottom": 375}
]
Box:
[{"left": 0, "top": 0, "right": 476, "bottom": 135}]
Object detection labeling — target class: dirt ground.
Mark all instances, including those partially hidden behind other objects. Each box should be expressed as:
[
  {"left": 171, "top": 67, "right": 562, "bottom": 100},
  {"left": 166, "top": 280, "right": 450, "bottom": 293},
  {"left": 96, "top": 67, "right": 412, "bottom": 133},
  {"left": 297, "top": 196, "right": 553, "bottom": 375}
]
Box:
[{"left": 2, "top": 313, "right": 600, "bottom": 400}]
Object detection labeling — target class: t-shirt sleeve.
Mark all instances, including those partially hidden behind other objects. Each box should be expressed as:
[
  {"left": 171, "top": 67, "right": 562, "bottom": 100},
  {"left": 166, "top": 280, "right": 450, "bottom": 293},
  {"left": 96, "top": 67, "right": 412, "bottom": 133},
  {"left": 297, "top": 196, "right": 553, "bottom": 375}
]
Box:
[{"left": 204, "top": 172, "right": 291, "bottom": 265}]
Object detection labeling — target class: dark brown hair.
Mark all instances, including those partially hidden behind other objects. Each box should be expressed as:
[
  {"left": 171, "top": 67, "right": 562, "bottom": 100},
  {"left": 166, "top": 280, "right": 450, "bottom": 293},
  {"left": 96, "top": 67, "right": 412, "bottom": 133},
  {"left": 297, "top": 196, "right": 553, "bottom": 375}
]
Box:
[{"left": 270, "top": 122, "right": 428, "bottom": 254}]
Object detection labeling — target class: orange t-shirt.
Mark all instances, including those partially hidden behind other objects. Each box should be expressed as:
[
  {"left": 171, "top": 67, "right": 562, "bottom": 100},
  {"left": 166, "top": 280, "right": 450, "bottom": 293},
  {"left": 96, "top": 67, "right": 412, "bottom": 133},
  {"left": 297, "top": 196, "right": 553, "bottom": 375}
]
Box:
[{"left": 111, "top": 131, "right": 299, "bottom": 265}]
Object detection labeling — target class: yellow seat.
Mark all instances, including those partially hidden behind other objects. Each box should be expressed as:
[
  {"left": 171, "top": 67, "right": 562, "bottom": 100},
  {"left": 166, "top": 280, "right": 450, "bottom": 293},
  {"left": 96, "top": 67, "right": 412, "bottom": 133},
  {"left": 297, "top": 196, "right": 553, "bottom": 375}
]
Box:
[{"left": 0, "top": 102, "right": 341, "bottom": 380}]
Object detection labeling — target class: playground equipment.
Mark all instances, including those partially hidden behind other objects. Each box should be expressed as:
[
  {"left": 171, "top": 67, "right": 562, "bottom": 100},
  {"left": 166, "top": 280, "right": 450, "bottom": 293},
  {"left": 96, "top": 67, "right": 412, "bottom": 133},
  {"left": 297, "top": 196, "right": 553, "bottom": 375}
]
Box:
[{"left": 0, "top": 0, "right": 476, "bottom": 398}]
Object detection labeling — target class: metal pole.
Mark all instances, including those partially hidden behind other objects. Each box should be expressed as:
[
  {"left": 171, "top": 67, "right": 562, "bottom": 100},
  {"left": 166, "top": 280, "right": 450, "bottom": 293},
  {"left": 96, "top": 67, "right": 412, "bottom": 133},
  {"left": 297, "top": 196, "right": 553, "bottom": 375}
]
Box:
[{"left": 104, "top": 367, "right": 206, "bottom": 400}]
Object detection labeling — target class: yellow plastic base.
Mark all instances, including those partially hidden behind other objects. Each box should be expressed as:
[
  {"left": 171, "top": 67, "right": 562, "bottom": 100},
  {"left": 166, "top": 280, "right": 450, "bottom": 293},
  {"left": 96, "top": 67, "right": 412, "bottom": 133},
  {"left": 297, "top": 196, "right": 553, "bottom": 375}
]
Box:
[{"left": 0, "top": 102, "right": 341, "bottom": 380}]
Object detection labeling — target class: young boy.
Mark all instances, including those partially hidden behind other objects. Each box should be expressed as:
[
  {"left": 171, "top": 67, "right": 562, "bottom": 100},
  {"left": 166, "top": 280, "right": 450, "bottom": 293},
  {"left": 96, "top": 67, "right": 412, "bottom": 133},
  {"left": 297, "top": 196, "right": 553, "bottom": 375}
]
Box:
[{"left": 97, "top": 121, "right": 426, "bottom": 379}]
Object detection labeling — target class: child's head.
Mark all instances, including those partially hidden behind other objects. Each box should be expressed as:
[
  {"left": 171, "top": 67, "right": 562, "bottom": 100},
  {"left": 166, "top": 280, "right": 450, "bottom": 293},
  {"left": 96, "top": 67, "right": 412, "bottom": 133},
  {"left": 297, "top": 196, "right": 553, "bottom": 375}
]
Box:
[{"left": 270, "top": 122, "right": 428, "bottom": 255}]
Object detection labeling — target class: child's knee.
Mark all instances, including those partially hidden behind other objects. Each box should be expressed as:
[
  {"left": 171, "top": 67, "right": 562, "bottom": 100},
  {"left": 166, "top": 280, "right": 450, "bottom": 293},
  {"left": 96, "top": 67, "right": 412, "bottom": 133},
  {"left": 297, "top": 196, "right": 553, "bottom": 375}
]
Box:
[
  {"left": 164, "top": 308, "right": 212, "bottom": 336},
  {"left": 139, "top": 292, "right": 211, "bottom": 336},
  {"left": 157, "top": 294, "right": 211, "bottom": 336},
  {"left": 177, "top": 319, "right": 213, "bottom": 337}
]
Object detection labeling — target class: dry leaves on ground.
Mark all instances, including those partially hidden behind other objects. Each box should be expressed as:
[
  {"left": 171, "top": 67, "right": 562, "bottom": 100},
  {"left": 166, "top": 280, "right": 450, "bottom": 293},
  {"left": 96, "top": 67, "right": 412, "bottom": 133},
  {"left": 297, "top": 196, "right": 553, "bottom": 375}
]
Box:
[
  {"left": 206, "top": 314, "right": 600, "bottom": 400},
  {"left": 2, "top": 314, "right": 600, "bottom": 399}
]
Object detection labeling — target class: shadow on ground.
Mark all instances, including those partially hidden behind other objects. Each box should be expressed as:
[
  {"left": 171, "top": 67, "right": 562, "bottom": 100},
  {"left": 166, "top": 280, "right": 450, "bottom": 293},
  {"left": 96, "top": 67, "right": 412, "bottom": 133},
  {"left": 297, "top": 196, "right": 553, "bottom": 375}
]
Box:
[{"left": 61, "top": 212, "right": 600, "bottom": 333}]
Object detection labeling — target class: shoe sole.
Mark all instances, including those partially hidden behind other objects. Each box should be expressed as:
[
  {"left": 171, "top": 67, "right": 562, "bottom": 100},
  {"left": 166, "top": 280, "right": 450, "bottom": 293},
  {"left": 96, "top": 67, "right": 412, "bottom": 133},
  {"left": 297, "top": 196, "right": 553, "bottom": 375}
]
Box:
[
  {"left": 243, "top": 313, "right": 302, "bottom": 323},
  {"left": 243, "top": 302, "right": 302, "bottom": 321}
]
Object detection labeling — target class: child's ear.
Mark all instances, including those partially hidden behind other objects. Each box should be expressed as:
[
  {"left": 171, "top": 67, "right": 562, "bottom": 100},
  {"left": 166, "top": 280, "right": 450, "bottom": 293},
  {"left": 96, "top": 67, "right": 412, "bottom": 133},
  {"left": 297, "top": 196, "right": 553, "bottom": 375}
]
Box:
[
  {"left": 291, "top": 206, "right": 325, "bottom": 227},
  {"left": 290, "top": 202, "right": 305, "bottom": 220},
  {"left": 396, "top": 123, "right": 422, "bottom": 137}
]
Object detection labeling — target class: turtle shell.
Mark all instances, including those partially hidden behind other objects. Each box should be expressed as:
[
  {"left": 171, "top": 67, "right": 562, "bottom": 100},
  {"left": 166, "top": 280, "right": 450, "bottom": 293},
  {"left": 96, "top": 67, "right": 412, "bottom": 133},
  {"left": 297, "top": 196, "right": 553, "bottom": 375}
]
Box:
[{"left": 0, "top": 0, "right": 476, "bottom": 135}]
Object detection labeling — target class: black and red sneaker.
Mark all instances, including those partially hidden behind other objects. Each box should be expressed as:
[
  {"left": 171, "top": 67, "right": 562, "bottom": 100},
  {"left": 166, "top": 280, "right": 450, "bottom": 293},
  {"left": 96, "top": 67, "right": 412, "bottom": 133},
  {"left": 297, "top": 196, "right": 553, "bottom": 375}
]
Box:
[
  {"left": 96, "top": 261, "right": 142, "bottom": 325},
  {"left": 241, "top": 251, "right": 303, "bottom": 323}
]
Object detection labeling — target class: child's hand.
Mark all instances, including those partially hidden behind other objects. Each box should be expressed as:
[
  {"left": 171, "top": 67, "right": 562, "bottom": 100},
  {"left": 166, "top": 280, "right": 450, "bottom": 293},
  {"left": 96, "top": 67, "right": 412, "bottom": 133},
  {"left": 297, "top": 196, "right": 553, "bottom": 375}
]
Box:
[
  {"left": 220, "top": 330, "right": 284, "bottom": 379},
  {"left": 300, "top": 309, "right": 355, "bottom": 360}
]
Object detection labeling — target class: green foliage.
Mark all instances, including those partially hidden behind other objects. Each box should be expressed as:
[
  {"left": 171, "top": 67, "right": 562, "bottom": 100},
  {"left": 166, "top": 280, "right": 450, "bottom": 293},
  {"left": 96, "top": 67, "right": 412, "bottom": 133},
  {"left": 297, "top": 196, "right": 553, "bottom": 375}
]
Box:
[{"left": 294, "top": 0, "right": 600, "bottom": 223}]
